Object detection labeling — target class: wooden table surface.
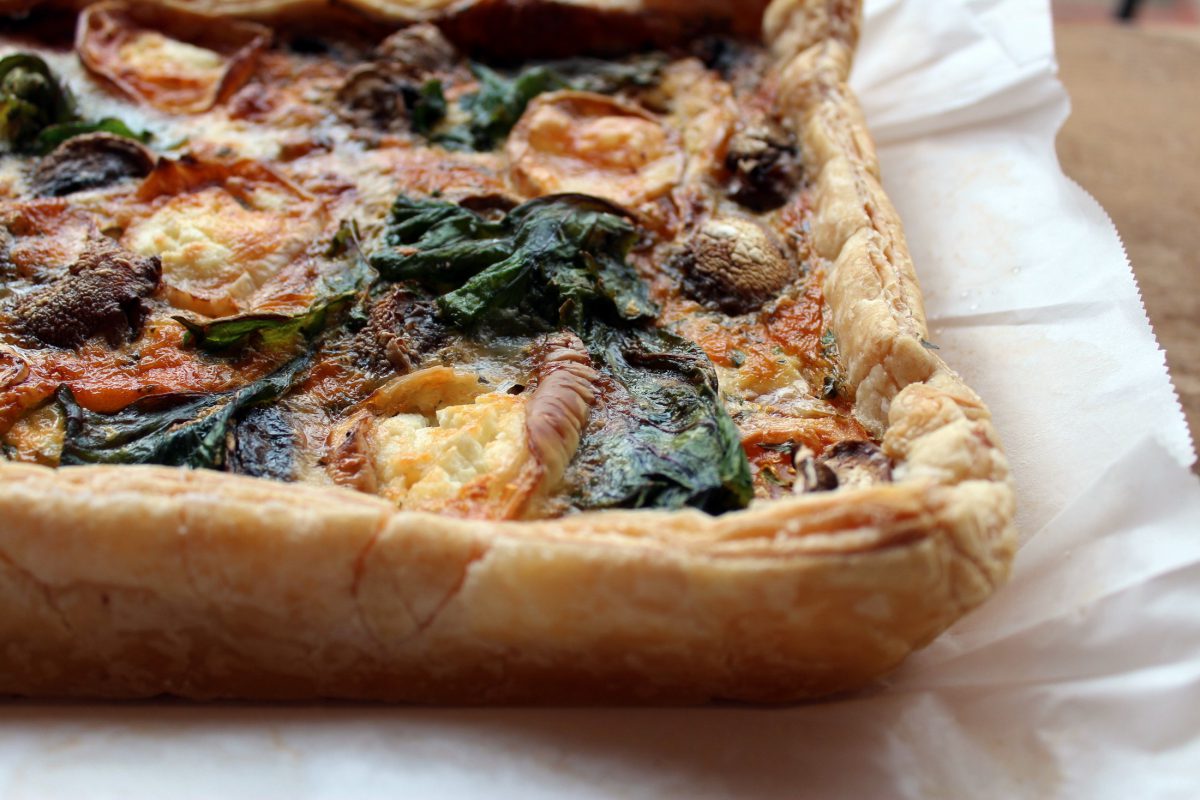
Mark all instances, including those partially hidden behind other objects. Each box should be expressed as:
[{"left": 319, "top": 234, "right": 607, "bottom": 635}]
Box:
[{"left": 1055, "top": 24, "right": 1200, "bottom": 459}]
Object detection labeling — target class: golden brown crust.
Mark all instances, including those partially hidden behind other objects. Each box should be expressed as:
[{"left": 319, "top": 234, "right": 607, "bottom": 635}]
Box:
[{"left": 0, "top": 0, "right": 1017, "bottom": 703}]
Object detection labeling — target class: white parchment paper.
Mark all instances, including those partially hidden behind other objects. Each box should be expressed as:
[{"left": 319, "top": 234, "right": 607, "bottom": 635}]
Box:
[{"left": 3, "top": 1, "right": 1199, "bottom": 797}]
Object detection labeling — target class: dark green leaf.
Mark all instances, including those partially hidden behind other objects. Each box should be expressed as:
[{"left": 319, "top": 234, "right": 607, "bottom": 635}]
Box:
[
  {"left": 34, "top": 117, "right": 151, "bottom": 154},
  {"left": 566, "top": 322, "right": 753, "bottom": 513},
  {"left": 371, "top": 196, "right": 510, "bottom": 284},
  {"left": 436, "top": 63, "right": 567, "bottom": 151},
  {"left": 372, "top": 193, "right": 654, "bottom": 329},
  {"left": 819, "top": 328, "right": 844, "bottom": 399},
  {"left": 407, "top": 79, "right": 447, "bottom": 136},
  {"left": 820, "top": 328, "right": 838, "bottom": 358},
  {"left": 228, "top": 405, "right": 295, "bottom": 480},
  {"left": 173, "top": 297, "right": 346, "bottom": 352},
  {"left": 57, "top": 352, "right": 313, "bottom": 469}
]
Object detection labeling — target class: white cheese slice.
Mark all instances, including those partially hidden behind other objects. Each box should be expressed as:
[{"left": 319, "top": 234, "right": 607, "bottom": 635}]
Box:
[{"left": 372, "top": 392, "right": 528, "bottom": 513}]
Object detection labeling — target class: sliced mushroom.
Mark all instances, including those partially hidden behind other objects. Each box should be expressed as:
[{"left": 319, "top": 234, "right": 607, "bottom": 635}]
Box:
[
  {"left": 373, "top": 24, "right": 458, "bottom": 74},
  {"left": 31, "top": 133, "right": 156, "bottom": 197},
  {"left": 724, "top": 122, "right": 799, "bottom": 211},
  {"left": 817, "top": 440, "right": 893, "bottom": 489},
  {"left": 13, "top": 236, "right": 161, "bottom": 348},
  {"left": 677, "top": 215, "right": 794, "bottom": 315},
  {"left": 792, "top": 446, "right": 839, "bottom": 493},
  {"left": 337, "top": 24, "right": 458, "bottom": 132},
  {"left": 524, "top": 335, "right": 598, "bottom": 482},
  {"left": 336, "top": 65, "right": 412, "bottom": 133}
]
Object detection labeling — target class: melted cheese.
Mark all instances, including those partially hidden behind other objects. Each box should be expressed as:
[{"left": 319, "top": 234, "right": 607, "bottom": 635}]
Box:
[
  {"left": 507, "top": 92, "right": 683, "bottom": 207},
  {"left": 372, "top": 392, "right": 528, "bottom": 514},
  {"left": 117, "top": 32, "right": 225, "bottom": 84},
  {"left": 124, "top": 185, "right": 317, "bottom": 316}
]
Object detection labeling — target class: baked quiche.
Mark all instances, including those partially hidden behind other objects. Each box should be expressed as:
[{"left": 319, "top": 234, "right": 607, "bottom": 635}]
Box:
[{"left": 0, "top": 0, "right": 1016, "bottom": 702}]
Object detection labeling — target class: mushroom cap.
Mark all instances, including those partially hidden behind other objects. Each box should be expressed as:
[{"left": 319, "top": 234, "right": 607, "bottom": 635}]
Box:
[
  {"left": 724, "top": 123, "right": 799, "bottom": 211},
  {"left": 374, "top": 23, "right": 459, "bottom": 74},
  {"left": 31, "top": 132, "right": 155, "bottom": 197},
  {"left": 680, "top": 215, "right": 793, "bottom": 315},
  {"left": 817, "top": 440, "right": 893, "bottom": 489}
]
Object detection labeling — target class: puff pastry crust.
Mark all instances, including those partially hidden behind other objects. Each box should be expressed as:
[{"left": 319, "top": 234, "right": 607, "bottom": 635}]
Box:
[{"left": 0, "top": 0, "right": 1017, "bottom": 703}]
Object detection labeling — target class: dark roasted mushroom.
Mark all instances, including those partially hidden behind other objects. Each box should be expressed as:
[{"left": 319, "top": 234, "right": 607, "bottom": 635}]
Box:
[
  {"left": 228, "top": 405, "right": 295, "bottom": 481},
  {"left": 337, "top": 24, "right": 458, "bottom": 132},
  {"left": 352, "top": 286, "right": 445, "bottom": 374},
  {"left": 337, "top": 65, "right": 412, "bottom": 132},
  {"left": 817, "top": 440, "right": 893, "bottom": 489},
  {"left": 373, "top": 24, "right": 458, "bottom": 74},
  {"left": 792, "top": 446, "right": 839, "bottom": 493},
  {"left": 724, "top": 123, "right": 799, "bottom": 211},
  {"left": 30, "top": 133, "right": 156, "bottom": 197},
  {"left": 13, "top": 236, "right": 160, "bottom": 348},
  {"left": 677, "top": 216, "right": 794, "bottom": 315}
]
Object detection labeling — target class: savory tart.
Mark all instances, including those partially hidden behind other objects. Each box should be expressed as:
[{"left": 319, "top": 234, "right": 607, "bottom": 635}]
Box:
[{"left": 0, "top": 0, "right": 1016, "bottom": 702}]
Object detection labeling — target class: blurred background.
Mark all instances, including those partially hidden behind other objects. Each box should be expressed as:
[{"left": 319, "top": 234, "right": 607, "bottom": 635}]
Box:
[{"left": 1052, "top": 0, "right": 1199, "bottom": 456}]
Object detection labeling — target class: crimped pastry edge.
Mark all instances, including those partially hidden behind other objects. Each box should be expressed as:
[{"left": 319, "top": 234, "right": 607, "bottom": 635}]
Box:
[{"left": 0, "top": 0, "right": 1017, "bottom": 703}]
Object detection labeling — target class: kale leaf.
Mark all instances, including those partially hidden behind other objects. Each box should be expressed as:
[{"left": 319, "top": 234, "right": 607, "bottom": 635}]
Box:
[
  {"left": 567, "top": 322, "right": 754, "bottom": 513},
  {"left": 434, "top": 55, "right": 662, "bottom": 151},
  {"left": 371, "top": 192, "right": 753, "bottom": 514},
  {"left": 1, "top": 53, "right": 147, "bottom": 153},
  {"left": 435, "top": 63, "right": 567, "bottom": 151},
  {"left": 371, "top": 196, "right": 512, "bottom": 287},
  {"left": 173, "top": 296, "right": 352, "bottom": 353},
  {"left": 372, "top": 193, "right": 655, "bottom": 329},
  {"left": 57, "top": 352, "right": 313, "bottom": 469}
]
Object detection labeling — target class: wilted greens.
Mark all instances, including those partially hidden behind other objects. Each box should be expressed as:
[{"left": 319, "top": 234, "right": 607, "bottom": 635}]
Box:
[
  {"left": 568, "top": 322, "right": 753, "bottom": 513},
  {"left": 372, "top": 193, "right": 655, "bottom": 329},
  {"left": 57, "top": 353, "right": 313, "bottom": 469},
  {"left": 432, "top": 56, "right": 663, "bottom": 151},
  {"left": 372, "top": 193, "right": 752, "bottom": 513},
  {"left": 0, "top": 53, "right": 147, "bottom": 153},
  {"left": 406, "top": 79, "right": 448, "bottom": 137},
  {"left": 173, "top": 295, "right": 353, "bottom": 353}
]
